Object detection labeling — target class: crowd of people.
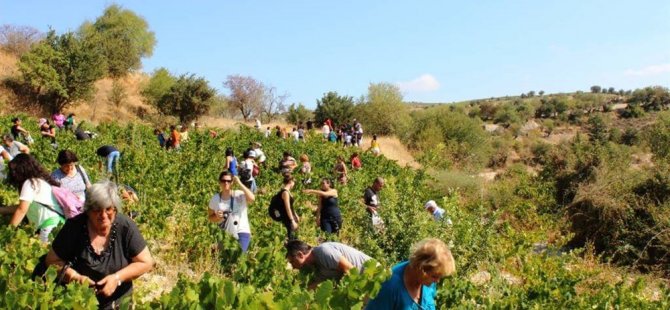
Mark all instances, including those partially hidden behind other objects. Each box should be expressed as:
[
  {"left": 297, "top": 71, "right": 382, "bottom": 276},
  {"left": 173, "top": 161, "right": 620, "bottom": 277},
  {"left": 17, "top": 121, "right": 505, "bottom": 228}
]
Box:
[{"left": 0, "top": 113, "right": 454, "bottom": 309}]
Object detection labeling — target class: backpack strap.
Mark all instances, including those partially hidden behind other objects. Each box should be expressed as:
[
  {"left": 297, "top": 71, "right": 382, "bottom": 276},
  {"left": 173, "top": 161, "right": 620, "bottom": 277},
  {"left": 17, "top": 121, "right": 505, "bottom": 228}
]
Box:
[
  {"left": 34, "top": 201, "right": 66, "bottom": 219},
  {"left": 75, "top": 165, "right": 88, "bottom": 187}
]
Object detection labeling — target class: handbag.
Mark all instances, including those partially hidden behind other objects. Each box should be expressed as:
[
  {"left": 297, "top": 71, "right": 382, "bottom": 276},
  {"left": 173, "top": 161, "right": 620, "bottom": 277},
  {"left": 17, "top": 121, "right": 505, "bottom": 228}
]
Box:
[{"left": 217, "top": 194, "right": 239, "bottom": 239}]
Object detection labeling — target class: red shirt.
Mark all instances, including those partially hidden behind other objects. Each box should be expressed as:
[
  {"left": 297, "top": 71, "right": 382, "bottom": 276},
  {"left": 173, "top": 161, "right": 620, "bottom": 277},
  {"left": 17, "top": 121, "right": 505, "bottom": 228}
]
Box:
[{"left": 351, "top": 157, "right": 362, "bottom": 169}]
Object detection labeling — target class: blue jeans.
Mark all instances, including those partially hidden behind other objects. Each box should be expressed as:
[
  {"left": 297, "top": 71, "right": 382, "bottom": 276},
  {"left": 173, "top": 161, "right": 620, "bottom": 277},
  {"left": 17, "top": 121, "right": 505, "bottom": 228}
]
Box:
[
  {"left": 107, "top": 151, "right": 120, "bottom": 173},
  {"left": 238, "top": 233, "right": 251, "bottom": 253}
]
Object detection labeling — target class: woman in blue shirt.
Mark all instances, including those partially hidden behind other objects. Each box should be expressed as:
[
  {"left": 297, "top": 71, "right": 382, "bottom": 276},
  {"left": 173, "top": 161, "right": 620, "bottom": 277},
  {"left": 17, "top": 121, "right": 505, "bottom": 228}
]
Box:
[{"left": 366, "top": 238, "right": 456, "bottom": 310}]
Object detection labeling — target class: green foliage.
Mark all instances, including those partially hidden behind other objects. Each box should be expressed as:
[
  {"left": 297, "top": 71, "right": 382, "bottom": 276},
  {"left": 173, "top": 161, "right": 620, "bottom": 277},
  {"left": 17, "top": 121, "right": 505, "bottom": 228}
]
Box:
[
  {"left": 79, "top": 4, "right": 156, "bottom": 78},
  {"left": 1, "top": 115, "right": 669, "bottom": 308},
  {"left": 15, "top": 30, "right": 105, "bottom": 113},
  {"left": 587, "top": 115, "right": 609, "bottom": 144},
  {"left": 155, "top": 74, "right": 217, "bottom": 123},
  {"left": 286, "top": 103, "right": 313, "bottom": 125},
  {"left": 408, "top": 107, "right": 492, "bottom": 170},
  {"left": 356, "top": 82, "right": 411, "bottom": 136},
  {"left": 629, "top": 86, "right": 670, "bottom": 112},
  {"left": 646, "top": 112, "right": 670, "bottom": 160},
  {"left": 141, "top": 67, "right": 176, "bottom": 107},
  {"left": 314, "top": 91, "right": 355, "bottom": 126},
  {"left": 591, "top": 85, "right": 602, "bottom": 93}
]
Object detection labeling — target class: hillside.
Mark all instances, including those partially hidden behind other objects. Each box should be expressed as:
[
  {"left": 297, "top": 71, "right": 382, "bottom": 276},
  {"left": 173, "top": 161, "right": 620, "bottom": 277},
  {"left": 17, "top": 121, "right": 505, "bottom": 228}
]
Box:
[{"left": 1, "top": 118, "right": 668, "bottom": 308}]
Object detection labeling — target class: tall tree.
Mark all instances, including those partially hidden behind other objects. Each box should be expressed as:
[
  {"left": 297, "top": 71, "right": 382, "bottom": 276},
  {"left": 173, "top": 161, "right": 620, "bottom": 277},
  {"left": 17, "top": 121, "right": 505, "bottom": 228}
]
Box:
[
  {"left": 314, "top": 91, "right": 355, "bottom": 126},
  {"left": 223, "top": 75, "right": 265, "bottom": 121},
  {"left": 15, "top": 30, "right": 105, "bottom": 113},
  {"left": 357, "top": 82, "right": 411, "bottom": 136},
  {"left": 156, "top": 74, "right": 216, "bottom": 123},
  {"left": 79, "top": 4, "right": 156, "bottom": 78},
  {"left": 141, "top": 67, "right": 176, "bottom": 107},
  {"left": 286, "top": 103, "right": 313, "bottom": 125},
  {"left": 262, "top": 86, "right": 289, "bottom": 122},
  {"left": 0, "top": 24, "right": 42, "bottom": 56}
]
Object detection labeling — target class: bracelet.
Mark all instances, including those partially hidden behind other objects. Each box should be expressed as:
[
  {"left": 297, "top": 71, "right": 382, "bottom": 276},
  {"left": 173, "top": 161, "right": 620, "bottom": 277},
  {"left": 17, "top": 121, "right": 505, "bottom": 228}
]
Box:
[{"left": 114, "top": 273, "right": 122, "bottom": 287}]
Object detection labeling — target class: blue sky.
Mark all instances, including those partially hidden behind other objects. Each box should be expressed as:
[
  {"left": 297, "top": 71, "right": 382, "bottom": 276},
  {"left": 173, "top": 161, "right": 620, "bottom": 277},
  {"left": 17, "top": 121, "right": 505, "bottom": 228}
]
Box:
[{"left": 2, "top": 1, "right": 669, "bottom": 107}]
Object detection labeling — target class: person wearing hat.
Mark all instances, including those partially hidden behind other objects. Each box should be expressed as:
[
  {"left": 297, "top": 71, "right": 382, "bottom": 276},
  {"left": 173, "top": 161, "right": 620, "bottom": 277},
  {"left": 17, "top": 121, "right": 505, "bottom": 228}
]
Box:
[
  {"left": 251, "top": 142, "right": 266, "bottom": 167},
  {"left": 424, "top": 200, "right": 452, "bottom": 225}
]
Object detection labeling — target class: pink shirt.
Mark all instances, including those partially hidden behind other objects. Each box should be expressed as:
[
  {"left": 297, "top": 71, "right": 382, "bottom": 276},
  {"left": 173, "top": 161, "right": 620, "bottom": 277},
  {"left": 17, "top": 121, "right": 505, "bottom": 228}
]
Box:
[{"left": 52, "top": 113, "right": 66, "bottom": 128}]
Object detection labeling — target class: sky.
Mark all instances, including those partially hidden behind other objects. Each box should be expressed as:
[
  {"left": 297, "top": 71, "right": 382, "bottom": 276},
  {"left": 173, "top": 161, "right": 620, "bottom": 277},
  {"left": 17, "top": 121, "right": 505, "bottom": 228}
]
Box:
[{"left": 2, "top": 1, "right": 669, "bottom": 108}]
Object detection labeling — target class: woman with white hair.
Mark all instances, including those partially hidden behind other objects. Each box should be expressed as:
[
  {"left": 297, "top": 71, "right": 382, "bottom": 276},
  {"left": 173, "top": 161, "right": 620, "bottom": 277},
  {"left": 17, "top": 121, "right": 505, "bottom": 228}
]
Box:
[{"left": 45, "top": 181, "right": 154, "bottom": 309}]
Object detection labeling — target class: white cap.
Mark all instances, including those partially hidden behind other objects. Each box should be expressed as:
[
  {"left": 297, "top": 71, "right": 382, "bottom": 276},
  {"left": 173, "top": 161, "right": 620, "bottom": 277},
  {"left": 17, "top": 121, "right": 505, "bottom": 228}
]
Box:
[{"left": 424, "top": 200, "right": 438, "bottom": 209}]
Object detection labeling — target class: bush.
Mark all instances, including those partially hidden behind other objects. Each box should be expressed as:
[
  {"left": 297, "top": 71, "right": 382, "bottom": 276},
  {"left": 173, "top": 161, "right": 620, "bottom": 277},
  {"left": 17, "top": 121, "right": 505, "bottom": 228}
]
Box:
[{"left": 645, "top": 112, "right": 670, "bottom": 160}]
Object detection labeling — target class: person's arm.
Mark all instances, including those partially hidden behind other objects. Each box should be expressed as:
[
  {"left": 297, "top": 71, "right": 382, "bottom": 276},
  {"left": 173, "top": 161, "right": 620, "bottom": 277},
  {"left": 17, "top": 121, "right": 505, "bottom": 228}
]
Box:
[
  {"left": 8, "top": 200, "right": 30, "bottom": 226},
  {"left": 19, "top": 143, "right": 29, "bottom": 154},
  {"left": 225, "top": 157, "right": 231, "bottom": 170},
  {"left": 234, "top": 176, "right": 255, "bottom": 204},
  {"left": 303, "top": 189, "right": 338, "bottom": 198},
  {"left": 45, "top": 248, "right": 95, "bottom": 286},
  {"left": 337, "top": 256, "right": 354, "bottom": 274},
  {"left": 17, "top": 126, "right": 29, "bottom": 135},
  {"left": 0, "top": 150, "right": 10, "bottom": 161},
  {"left": 96, "top": 247, "right": 154, "bottom": 297}
]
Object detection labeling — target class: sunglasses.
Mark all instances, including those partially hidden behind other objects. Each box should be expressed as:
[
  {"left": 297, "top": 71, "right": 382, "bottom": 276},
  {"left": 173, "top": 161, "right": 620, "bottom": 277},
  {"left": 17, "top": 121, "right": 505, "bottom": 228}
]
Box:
[{"left": 219, "top": 179, "right": 233, "bottom": 183}]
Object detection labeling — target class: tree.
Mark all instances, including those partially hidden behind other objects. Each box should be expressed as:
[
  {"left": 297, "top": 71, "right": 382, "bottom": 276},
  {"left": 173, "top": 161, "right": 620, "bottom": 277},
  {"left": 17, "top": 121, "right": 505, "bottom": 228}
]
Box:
[
  {"left": 141, "top": 67, "right": 176, "bottom": 107},
  {"left": 286, "top": 103, "right": 313, "bottom": 125},
  {"left": 0, "top": 24, "right": 42, "bottom": 56},
  {"left": 357, "top": 82, "right": 411, "bottom": 135},
  {"left": 629, "top": 86, "right": 670, "bottom": 111},
  {"left": 223, "top": 75, "right": 265, "bottom": 121},
  {"left": 79, "top": 4, "right": 156, "bottom": 78},
  {"left": 527, "top": 91, "right": 535, "bottom": 98},
  {"left": 539, "top": 90, "right": 545, "bottom": 96},
  {"left": 108, "top": 80, "right": 127, "bottom": 107},
  {"left": 262, "top": 86, "right": 289, "bottom": 123},
  {"left": 14, "top": 30, "right": 105, "bottom": 113},
  {"left": 587, "top": 115, "right": 608, "bottom": 144},
  {"left": 590, "top": 85, "right": 602, "bottom": 93},
  {"left": 608, "top": 87, "right": 616, "bottom": 94},
  {"left": 314, "top": 91, "right": 355, "bottom": 126},
  {"left": 155, "top": 74, "right": 216, "bottom": 123}
]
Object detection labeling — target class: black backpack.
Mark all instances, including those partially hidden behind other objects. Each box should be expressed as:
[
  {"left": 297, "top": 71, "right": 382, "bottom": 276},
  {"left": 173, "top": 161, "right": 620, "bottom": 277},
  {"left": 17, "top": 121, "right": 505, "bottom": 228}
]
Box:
[
  {"left": 239, "top": 163, "right": 253, "bottom": 183},
  {"left": 268, "top": 190, "right": 286, "bottom": 222}
]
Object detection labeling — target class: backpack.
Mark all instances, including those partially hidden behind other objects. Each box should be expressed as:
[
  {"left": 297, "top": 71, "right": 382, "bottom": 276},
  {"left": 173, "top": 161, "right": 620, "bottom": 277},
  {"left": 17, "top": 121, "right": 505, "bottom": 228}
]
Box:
[
  {"left": 268, "top": 190, "right": 286, "bottom": 222},
  {"left": 239, "top": 162, "right": 253, "bottom": 182},
  {"left": 51, "top": 187, "right": 84, "bottom": 218}
]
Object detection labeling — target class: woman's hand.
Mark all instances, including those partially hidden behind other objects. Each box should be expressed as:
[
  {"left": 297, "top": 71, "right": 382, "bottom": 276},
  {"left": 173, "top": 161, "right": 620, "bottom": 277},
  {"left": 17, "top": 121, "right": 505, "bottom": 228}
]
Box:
[{"left": 96, "top": 274, "right": 120, "bottom": 297}]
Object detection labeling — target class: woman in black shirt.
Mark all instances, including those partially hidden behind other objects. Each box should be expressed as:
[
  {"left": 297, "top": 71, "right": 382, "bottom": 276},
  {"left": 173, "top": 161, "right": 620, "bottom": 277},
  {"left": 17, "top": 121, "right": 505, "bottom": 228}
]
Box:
[
  {"left": 45, "top": 181, "right": 154, "bottom": 309},
  {"left": 303, "top": 178, "right": 342, "bottom": 234}
]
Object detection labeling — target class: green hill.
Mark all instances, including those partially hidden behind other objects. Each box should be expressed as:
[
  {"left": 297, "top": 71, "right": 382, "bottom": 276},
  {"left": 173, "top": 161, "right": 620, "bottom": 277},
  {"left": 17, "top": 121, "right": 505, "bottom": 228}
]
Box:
[{"left": 1, "top": 115, "right": 668, "bottom": 308}]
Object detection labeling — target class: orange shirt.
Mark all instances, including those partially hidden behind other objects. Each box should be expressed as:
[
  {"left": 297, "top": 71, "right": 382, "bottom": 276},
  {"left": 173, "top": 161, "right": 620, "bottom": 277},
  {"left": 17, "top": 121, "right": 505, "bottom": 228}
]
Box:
[{"left": 171, "top": 129, "right": 181, "bottom": 145}]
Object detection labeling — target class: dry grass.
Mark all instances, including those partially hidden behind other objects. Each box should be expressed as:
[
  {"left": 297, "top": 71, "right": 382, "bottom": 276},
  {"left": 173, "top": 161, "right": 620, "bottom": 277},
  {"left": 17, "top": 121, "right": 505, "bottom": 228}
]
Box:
[
  {"left": 372, "top": 135, "right": 420, "bottom": 169},
  {"left": 0, "top": 50, "right": 17, "bottom": 79},
  {"left": 74, "top": 73, "right": 154, "bottom": 124}
]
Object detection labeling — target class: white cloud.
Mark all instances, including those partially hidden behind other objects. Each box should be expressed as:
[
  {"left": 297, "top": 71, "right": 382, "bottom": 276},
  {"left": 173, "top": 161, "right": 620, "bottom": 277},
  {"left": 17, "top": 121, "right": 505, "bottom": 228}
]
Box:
[
  {"left": 396, "top": 74, "right": 440, "bottom": 92},
  {"left": 624, "top": 63, "right": 670, "bottom": 77}
]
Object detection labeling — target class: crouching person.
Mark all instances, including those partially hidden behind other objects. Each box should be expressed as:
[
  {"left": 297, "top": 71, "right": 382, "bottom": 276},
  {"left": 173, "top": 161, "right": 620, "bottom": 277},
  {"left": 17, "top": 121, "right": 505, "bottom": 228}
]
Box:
[
  {"left": 285, "top": 240, "right": 372, "bottom": 289},
  {"left": 45, "top": 181, "right": 154, "bottom": 309}
]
